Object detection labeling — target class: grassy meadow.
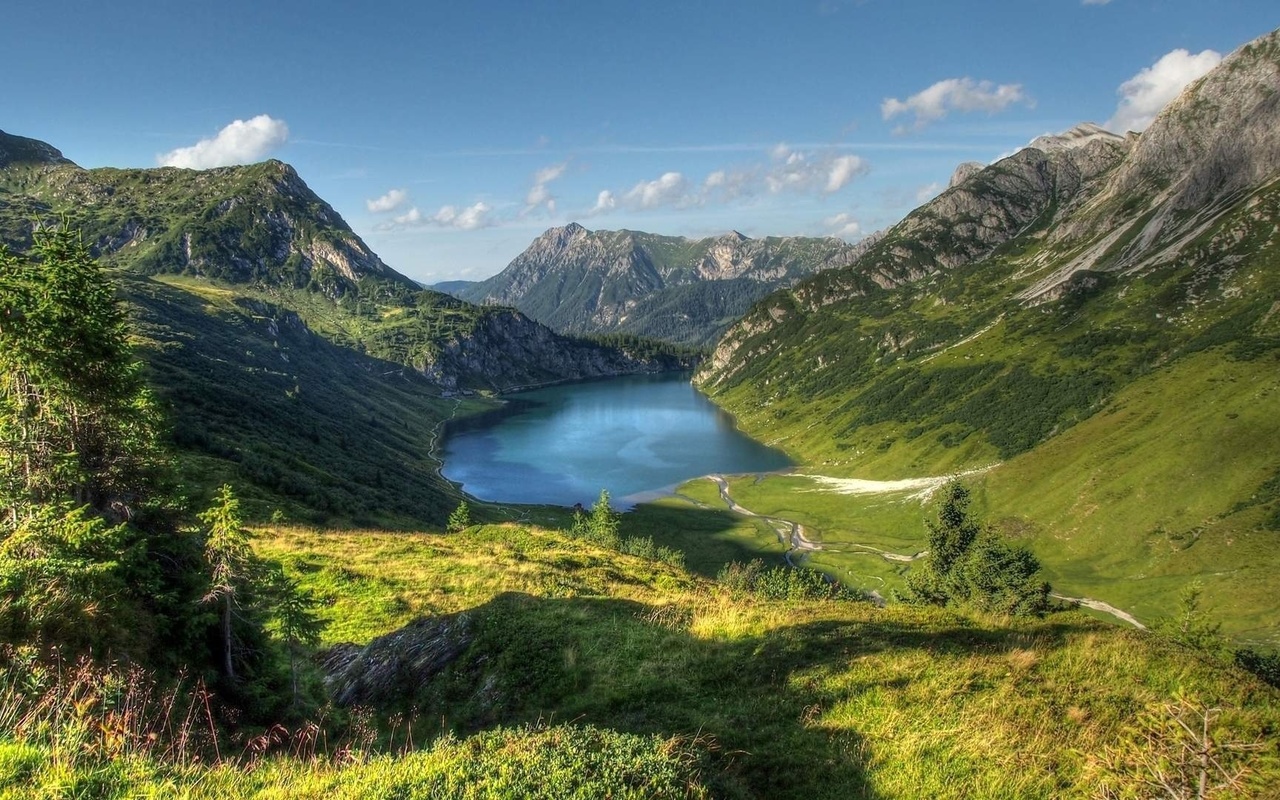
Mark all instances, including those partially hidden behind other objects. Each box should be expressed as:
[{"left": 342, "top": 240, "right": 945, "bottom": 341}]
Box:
[{"left": 253, "top": 524, "right": 1280, "bottom": 797}]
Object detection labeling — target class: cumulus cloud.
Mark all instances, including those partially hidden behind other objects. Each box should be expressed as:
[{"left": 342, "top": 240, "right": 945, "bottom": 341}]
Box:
[
  {"left": 882, "top": 78, "right": 1029, "bottom": 133},
  {"left": 524, "top": 161, "right": 569, "bottom": 215},
  {"left": 765, "top": 145, "right": 867, "bottom": 195},
  {"left": 588, "top": 144, "right": 868, "bottom": 217},
  {"left": 381, "top": 201, "right": 495, "bottom": 231},
  {"left": 1105, "top": 48, "right": 1222, "bottom": 133},
  {"left": 589, "top": 190, "right": 617, "bottom": 215},
  {"left": 1082, "top": 0, "right": 1112, "bottom": 5},
  {"left": 701, "top": 168, "right": 756, "bottom": 202},
  {"left": 623, "top": 172, "right": 689, "bottom": 209},
  {"left": 824, "top": 213, "right": 862, "bottom": 239},
  {"left": 158, "top": 115, "right": 290, "bottom": 169},
  {"left": 366, "top": 188, "right": 409, "bottom": 213}
]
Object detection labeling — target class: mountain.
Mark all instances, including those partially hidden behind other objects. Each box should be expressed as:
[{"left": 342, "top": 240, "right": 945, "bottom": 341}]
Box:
[
  {"left": 456, "top": 223, "right": 868, "bottom": 346},
  {"left": 430, "top": 279, "right": 478, "bottom": 296},
  {"left": 695, "top": 28, "right": 1280, "bottom": 640},
  {"left": 0, "top": 134, "right": 693, "bottom": 523}
]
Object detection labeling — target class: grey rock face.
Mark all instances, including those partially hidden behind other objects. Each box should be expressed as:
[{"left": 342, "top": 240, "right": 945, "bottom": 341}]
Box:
[{"left": 459, "top": 224, "right": 864, "bottom": 343}]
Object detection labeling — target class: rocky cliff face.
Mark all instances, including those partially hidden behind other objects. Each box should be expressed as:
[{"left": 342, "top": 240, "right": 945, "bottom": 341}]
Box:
[{"left": 458, "top": 224, "right": 863, "bottom": 345}]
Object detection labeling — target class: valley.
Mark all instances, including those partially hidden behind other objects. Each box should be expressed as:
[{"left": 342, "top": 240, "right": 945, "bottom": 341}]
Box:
[{"left": 2, "top": 16, "right": 1280, "bottom": 798}]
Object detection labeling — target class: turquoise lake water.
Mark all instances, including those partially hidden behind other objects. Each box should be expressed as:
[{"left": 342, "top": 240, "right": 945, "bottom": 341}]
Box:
[{"left": 440, "top": 372, "right": 792, "bottom": 507}]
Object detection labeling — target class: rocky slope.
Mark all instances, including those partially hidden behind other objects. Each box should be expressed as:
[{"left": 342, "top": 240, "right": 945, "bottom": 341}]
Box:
[
  {"left": 0, "top": 133, "right": 691, "bottom": 391},
  {"left": 0, "top": 133, "right": 414, "bottom": 295},
  {"left": 457, "top": 223, "right": 866, "bottom": 346}
]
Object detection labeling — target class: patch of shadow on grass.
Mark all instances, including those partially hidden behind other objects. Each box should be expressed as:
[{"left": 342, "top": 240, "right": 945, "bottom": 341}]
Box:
[{"left": 337, "top": 591, "right": 1104, "bottom": 800}]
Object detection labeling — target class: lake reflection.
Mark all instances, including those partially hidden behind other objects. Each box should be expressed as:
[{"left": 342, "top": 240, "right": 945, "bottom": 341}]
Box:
[{"left": 440, "top": 372, "right": 791, "bottom": 507}]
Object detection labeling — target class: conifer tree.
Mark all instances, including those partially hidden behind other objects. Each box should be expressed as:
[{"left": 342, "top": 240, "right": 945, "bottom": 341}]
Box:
[{"left": 200, "top": 484, "right": 252, "bottom": 681}]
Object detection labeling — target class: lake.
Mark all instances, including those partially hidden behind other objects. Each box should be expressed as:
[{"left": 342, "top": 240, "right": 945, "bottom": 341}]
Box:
[{"left": 440, "top": 372, "right": 792, "bottom": 507}]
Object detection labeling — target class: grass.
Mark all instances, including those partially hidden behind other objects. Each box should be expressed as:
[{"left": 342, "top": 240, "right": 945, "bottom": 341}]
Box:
[
  {"left": 691, "top": 178, "right": 1280, "bottom": 646},
  {"left": 3, "top": 521, "right": 1279, "bottom": 797},
  {"left": 981, "top": 348, "right": 1280, "bottom": 647},
  {"left": 246, "top": 522, "right": 1280, "bottom": 799}
]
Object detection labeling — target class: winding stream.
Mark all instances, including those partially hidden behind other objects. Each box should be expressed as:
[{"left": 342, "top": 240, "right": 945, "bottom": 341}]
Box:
[{"left": 705, "top": 475, "right": 1146, "bottom": 629}]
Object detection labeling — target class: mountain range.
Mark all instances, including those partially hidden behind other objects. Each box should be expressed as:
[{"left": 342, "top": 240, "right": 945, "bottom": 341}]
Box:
[{"left": 451, "top": 224, "right": 870, "bottom": 346}]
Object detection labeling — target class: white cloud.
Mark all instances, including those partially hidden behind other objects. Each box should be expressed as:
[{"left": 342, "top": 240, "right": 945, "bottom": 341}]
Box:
[
  {"left": 588, "top": 145, "right": 867, "bottom": 217},
  {"left": 1105, "top": 48, "right": 1222, "bottom": 133},
  {"left": 525, "top": 161, "right": 569, "bottom": 215},
  {"left": 366, "top": 188, "right": 408, "bottom": 213},
  {"left": 383, "top": 201, "right": 495, "bottom": 231},
  {"left": 765, "top": 145, "right": 867, "bottom": 195},
  {"left": 434, "top": 202, "right": 494, "bottom": 230},
  {"left": 824, "top": 212, "right": 862, "bottom": 239},
  {"left": 623, "top": 172, "right": 689, "bottom": 209},
  {"left": 701, "top": 167, "right": 757, "bottom": 202},
  {"left": 589, "top": 190, "right": 617, "bottom": 215},
  {"left": 392, "top": 207, "right": 424, "bottom": 226},
  {"left": 882, "top": 78, "right": 1029, "bottom": 132},
  {"left": 826, "top": 155, "right": 866, "bottom": 193},
  {"left": 158, "top": 115, "right": 290, "bottom": 169},
  {"left": 1082, "top": 0, "right": 1112, "bottom": 5}
]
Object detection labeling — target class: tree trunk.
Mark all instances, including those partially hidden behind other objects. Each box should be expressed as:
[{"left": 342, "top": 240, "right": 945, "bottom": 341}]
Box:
[{"left": 222, "top": 595, "right": 235, "bottom": 681}]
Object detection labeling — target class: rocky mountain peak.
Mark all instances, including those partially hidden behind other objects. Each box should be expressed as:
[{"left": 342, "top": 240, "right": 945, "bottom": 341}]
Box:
[
  {"left": 1108, "top": 26, "right": 1280, "bottom": 209},
  {"left": 949, "top": 161, "right": 985, "bottom": 188},
  {"left": 1027, "top": 123, "right": 1125, "bottom": 153},
  {"left": 0, "top": 130, "right": 76, "bottom": 170}
]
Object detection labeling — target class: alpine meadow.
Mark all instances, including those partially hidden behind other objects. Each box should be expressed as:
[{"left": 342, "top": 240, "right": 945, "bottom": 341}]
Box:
[{"left": 2, "top": 7, "right": 1280, "bottom": 800}]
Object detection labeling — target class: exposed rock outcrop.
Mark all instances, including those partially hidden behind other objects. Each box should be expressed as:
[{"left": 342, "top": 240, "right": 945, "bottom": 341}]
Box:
[{"left": 322, "top": 612, "right": 474, "bottom": 707}]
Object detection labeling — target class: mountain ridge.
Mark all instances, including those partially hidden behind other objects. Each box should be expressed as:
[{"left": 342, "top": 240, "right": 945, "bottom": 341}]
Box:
[{"left": 457, "top": 224, "right": 868, "bottom": 346}]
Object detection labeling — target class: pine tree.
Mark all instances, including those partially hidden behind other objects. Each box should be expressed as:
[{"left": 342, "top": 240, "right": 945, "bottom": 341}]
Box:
[
  {"left": 0, "top": 222, "right": 174, "bottom": 656},
  {"left": 200, "top": 484, "right": 253, "bottom": 681},
  {"left": 0, "top": 221, "right": 160, "bottom": 523},
  {"left": 587, "top": 489, "right": 620, "bottom": 548},
  {"left": 446, "top": 500, "right": 471, "bottom": 532},
  {"left": 265, "top": 567, "right": 324, "bottom": 707}
]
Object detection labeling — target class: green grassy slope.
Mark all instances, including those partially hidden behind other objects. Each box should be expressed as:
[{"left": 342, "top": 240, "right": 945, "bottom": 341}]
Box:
[
  {"left": 247, "top": 523, "right": 1280, "bottom": 799},
  {"left": 692, "top": 172, "right": 1280, "bottom": 641},
  {"left": 3, "top": 524, "right": 1278, "bottom": 798},
  {"left": 123, "top": 272, "right": 470, "bottom": 526}
]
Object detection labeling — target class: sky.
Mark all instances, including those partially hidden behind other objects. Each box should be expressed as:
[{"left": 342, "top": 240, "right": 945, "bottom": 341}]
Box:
[{"left": 3, "top": 1, "right": 1276, "bottom": 285}]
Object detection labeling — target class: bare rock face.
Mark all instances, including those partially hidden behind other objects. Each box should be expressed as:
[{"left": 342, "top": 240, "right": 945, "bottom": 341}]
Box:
[
  {"left": 1113, "top": 32, "right": 1280, "bottom": 210},
  {"left": 1027, "top": 123, "right": 1126, "bottom": 154},
  {"left": 322, "top": 612, "right": 474, "bottom": 707},
  {"left": 949, "top": 162, "right": 985, "bottom": 188}
]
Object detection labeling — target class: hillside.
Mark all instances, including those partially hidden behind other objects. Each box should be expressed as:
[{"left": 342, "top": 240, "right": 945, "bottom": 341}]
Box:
[
  {"left": 7, "top": 521, "right": 1278, "bottom": 798},
  {"left": 0, "top": 133, "right": 693, "bottom": 522},
  {"left": 457, "top": 223, "right": 867, "bottom": 346},
  {"left": 694, "top": 28, "right": 1280, "bottom": 641}
]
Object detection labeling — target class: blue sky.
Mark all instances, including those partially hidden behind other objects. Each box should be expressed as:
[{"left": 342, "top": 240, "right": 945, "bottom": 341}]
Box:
[{"left": 3, "top": 1, "right": 1276, "bottom": 284}]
